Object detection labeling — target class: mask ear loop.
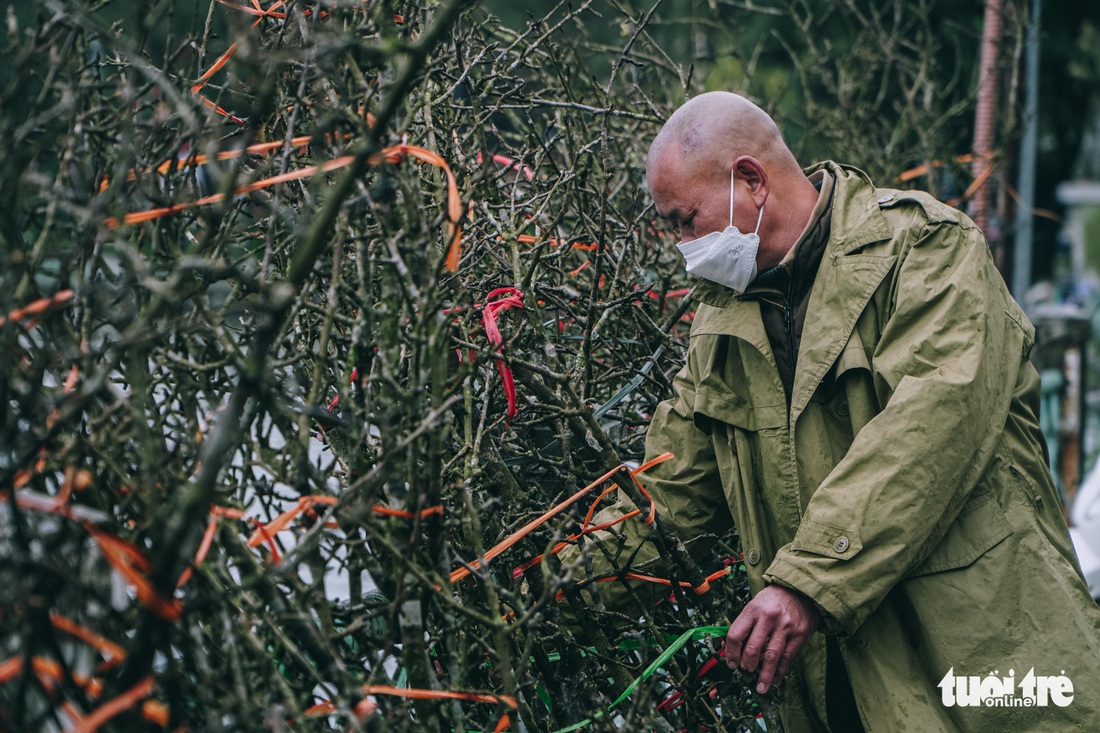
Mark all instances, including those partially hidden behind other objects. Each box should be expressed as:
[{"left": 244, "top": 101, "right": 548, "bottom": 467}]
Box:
[
  {"left": 731, "top": 167, "right": 765, "bottom": 234},
  {"left": 728, "top": 168, "right": 735, "bottom": 228}
]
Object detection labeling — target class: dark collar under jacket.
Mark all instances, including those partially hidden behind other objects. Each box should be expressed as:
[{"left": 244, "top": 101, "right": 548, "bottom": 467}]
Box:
[{"left": 693, "top": 169, "right": 836, "bottom": 401}]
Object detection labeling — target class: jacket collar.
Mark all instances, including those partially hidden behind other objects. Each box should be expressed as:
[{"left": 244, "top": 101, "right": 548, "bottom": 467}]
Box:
[
  {"left": 749, "top": 168, "right": 834, "bottom": 301},
  {"left": 692, "top": 161, "right": 890, "bottom": 310},
  {"left": 688, "top": 162, "right": 898, "bottom": 416},
  {"left": 807, "top": 161, "right": 893, "bottom": 255},
  {"left": 789, "top": 162, "right": 895, "bottom": 415}
]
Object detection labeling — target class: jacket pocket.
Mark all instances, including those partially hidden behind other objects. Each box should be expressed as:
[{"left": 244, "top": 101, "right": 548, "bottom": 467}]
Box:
[
  {"left": 907, "top": 491, "right": 1014, "bottom": 577},
  {"left": 688, "top": 334, "right": 788, "bottom": 431},
  {"left": 692, "top": 392, "right": 786, "bottom": 432},
  {"left": 1008, "top": 462, "right": 1047, "bottom": 513}
]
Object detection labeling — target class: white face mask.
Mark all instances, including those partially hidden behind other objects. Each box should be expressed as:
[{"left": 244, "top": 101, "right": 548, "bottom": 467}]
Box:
[{"left": 676, "top": 169, "right": 764, "bottom": 293}]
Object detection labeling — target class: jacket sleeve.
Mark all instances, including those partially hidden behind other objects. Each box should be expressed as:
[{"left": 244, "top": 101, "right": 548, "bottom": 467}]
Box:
[
  {"left": 762, "top": 214, "right": 1032, "bottom": 634},
  {"left": 571, "top": 356, "right": 735, "bottom": 614}
]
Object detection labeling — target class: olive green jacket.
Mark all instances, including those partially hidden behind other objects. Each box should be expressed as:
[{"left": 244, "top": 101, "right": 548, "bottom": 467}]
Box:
[{"left": 610, "top": 162, "right": 1100, "bottom": 731}]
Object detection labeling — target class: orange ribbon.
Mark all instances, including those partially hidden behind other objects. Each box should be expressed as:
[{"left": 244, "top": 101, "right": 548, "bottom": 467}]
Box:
[
  {"left": 85, "top": 525, "right": 182, "bottom": 622},
  {"left": 50, "top": 613, "right": 126, "bottom": 670},
  {"left": 0, "top": 289, "right": 74, "bottom": 328},
  {"left": 371, "top": 505, "right": 444, "bottom": 520},
  {"left": 177, "top": 505, "right": 245, "bottom": 587},
  {"left": 246, "top": 495, "right": 338, "bottom": 548},
  {"left": 105, "top": 142, "right": 464, "bottom": 271},
  {"left": 66, "top": 676, "right": 157, "bottom": 733},
  {"left": 451, "top": 454, "right": 670, "bottom": 585},
  {"left": 305, "top": 685, "right": 517, "bottom": 731}
]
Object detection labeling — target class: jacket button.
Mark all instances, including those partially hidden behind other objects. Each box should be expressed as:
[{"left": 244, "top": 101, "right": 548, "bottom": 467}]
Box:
[
  {"left": 837, "top": 400, "right": 850, "bottom": 417},
  {"left": 746, "top": 548, "right": 761, "bottom": 565},
  {"left": 878, "top": 194, "right": 894, "bottom": 204},
  {"left": 833, "top": 536, "right": 850, "bottom": 553}
]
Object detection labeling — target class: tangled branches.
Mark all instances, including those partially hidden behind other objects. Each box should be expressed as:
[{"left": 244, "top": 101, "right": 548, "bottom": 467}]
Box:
[
  {"left": 0, "top": 0, "right": 989, "bottom": 731},
  {"left": 0, "top": 1, "right": 757, "bottom": 731}
]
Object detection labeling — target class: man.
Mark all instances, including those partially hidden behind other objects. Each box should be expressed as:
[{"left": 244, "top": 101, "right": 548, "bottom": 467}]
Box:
[{"left": 584, "top": 92, "right": 1100, "bottom": 731}]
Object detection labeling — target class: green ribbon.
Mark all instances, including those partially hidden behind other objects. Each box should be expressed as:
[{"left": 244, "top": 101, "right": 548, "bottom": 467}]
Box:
[{"left": 550, "top": 625, "right": 728, "bottom": 732}]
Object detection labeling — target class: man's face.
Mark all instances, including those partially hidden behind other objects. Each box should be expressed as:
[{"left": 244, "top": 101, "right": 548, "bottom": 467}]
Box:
[{"left": 647, "top": 150, "right": 732, "bottom": 244}]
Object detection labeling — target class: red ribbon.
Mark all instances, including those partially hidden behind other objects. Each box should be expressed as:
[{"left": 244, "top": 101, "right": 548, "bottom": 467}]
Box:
[{"left": 480, "top": 287, "right": 524, "bottom": 419}]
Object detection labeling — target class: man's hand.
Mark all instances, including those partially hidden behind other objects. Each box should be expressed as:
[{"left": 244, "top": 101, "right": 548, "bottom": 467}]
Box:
[{"left": 723, "top": 585, "right": 821, "bottom": 694}]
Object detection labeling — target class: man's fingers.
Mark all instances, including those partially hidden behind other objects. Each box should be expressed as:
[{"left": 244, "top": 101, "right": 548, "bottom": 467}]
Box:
[
  {"left": 738, "top": 618, "right": 772, "bottom": 674},
  {"left": 724, "top": 620, "right": 746, "bottom": 668},
  {"left": 725, "top": 586, "right": 822, "bottom": 683},
  {"left": 724, "top": 608, "right": 759, "bottom": 668},
  {"left": 755, "top": 631, "right": 788, "bottom": 694}
]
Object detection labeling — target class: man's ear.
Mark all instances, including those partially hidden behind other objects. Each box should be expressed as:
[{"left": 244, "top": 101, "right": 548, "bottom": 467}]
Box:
[{"left": 733, "top": 155, "right": 769, "bottom": 207}]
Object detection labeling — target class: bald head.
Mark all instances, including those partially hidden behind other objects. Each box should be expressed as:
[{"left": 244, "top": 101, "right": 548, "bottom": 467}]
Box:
[
  {"left": 646, "top": 92, "right": 820, "bottom": 271},
  {"left": 647, "top": 92, "right": 801, "bottom": 180}
]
